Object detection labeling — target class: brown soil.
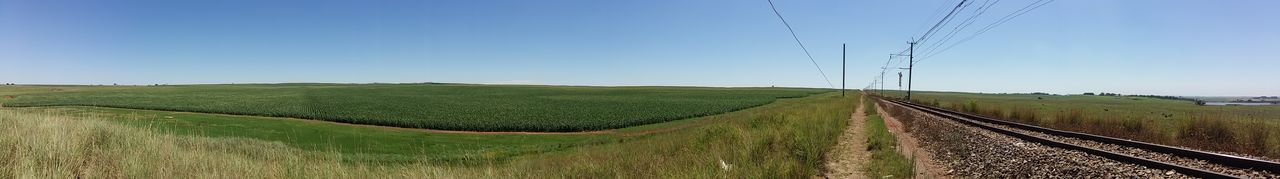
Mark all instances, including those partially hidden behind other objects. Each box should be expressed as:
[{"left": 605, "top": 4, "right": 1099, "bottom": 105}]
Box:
[
  {"left": 821, "top": 96, "right": 869, "bottom": 178},
  {"left": 875, "top": 99, "right": 949, "bottom": 179}
]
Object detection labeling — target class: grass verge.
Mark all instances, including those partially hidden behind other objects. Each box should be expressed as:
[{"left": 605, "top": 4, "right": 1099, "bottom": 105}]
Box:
[{"left": 863, "top": 99, "right": 914, "bottom": 178}]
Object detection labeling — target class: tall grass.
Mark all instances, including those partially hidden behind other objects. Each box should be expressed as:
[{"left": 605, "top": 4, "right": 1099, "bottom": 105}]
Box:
[
  {"left": 494, "top": 92, "right": 856, "bottom": 177},
  {"left": 885, "top": 90, "right": 1280, "bottom": 159},
  {"left": 1, "top": 92, "right": 856, "bottom": 178},
  {"left": 862, "top": 98, "right": 914, "bottom": 178},
  {"left": 0, "top": 110, "right": 494, "bottom": 178}
]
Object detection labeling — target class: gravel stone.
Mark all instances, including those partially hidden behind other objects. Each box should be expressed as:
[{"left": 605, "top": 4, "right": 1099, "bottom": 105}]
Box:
[
  {"left": 878, "top": 100, "right": 1195, "bottom": 178},
  {"left": 977, "top": 113, "right": 1280, "bottom": 178}
]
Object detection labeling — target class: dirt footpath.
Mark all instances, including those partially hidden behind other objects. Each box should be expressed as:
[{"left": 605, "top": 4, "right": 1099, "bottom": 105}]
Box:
[
  {"left": 822, "top": 96, "right": 869, "bottom": 178},
  {"left": 875, "top": 99, "right": 948, "bottom": 179}
]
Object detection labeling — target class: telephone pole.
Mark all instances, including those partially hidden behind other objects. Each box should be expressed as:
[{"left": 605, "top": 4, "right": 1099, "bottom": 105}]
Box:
[
  {"left": 881, "top": 54, "right": 891, "bottom": 97},
  {"left": 878, "top": 70, "right": 884, "bottom": 96},
  {"left": 907, "top": 41, "right": 916, "bottom": 100},
  {"left": 842, "top": 43, "right": 846, "bottom": 96}
]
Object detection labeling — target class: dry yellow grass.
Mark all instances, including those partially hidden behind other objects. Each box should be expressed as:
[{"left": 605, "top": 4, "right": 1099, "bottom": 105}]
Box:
[{"left": 0, "top": 110, "right": 503, "bottom": 178}]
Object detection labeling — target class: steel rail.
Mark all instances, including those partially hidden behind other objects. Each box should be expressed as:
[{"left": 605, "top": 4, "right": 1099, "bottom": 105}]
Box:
[
  {"left": 879, "top": 98, "right": 1238, "bottom": 178},
  {"left": 887, "top": 98, "right": 1280, "bottom": 174}
]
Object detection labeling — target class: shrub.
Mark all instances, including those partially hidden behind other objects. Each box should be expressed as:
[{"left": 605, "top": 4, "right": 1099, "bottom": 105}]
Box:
[{"left": 1180, "top": 113, "right": 1236, "bottom": 152}]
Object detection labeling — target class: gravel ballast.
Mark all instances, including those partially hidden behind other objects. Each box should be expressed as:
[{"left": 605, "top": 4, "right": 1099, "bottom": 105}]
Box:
[{"left": 878, "top": 100, "right": 1193, "bottom": 178}]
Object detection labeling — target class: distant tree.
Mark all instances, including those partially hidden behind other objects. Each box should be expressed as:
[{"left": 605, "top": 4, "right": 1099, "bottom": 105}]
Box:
[{"left": 1083, "top": 92, "right": 1095, "bottom": 95}]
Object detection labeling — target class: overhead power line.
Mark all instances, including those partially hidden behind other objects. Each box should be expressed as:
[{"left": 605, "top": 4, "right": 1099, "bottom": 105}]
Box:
[
  {"left": 915, "top": 0, "right": 969, "bottom": 45},
  {"left": 767, "top": 0, "right": 835, "bottom": 88},
  {"left": 874, "top": 0, "right": 1054, "bottom": 99},
  {"left": 917, "top": 0, "right": 1001, "bottom": 58},
  {"left": 913, "top": 0, "right": 962, "bottom": 35},
  {"left": 919, "top": 0, "right": 1055, "bottom": 61}
]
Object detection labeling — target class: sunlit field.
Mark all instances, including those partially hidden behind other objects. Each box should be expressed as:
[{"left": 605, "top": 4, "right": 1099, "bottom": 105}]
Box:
[
  {"left": 1, "top": 84, "right": 825, "bottom": 132},
  {"left": 0, "top": 91, "right": 858, "bottom": 178},
  {"left": 876, "top": 90, "right": 1280, "bottom": 159}
]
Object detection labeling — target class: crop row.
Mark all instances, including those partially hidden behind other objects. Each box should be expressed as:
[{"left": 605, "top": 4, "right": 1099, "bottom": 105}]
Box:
[{"left": 3, "top": 84, "right": 827, "bottom": 132}]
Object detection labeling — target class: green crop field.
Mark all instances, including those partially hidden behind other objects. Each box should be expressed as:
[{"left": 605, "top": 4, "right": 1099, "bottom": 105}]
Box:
[
  {"left": 6, "top": 106, "right": 620, "bottom": 164},
  {"left": 873, "top": 90, "right": 1280, "bottom": 159},
  {"left": 0, "top": 91, "right": 859, "bottom": 178},
  {"left": 0, "top": 84, "right": 826, "bottom": 132}
]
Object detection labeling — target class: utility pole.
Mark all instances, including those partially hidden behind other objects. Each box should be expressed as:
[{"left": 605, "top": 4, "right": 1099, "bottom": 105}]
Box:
[
  {"left": 878, "top": 70, "right": 884, "bottom": 96},
  {"left": 898, "top": 72, "right": 903, "bottom": 92},
  {"left": 880, "top": 54, "right": 890, "bottom": 97},
  {"left": 842, "top": 43, "right": 846, "bottom": 96},
  {"left": 907, "top": 42, "right": 916, "bottom": 100}
]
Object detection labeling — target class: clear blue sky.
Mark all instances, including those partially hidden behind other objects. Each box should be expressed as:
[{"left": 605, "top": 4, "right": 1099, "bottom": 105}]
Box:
[{"left": 2, "top": 0, "right": 1276, "bottom": 96}]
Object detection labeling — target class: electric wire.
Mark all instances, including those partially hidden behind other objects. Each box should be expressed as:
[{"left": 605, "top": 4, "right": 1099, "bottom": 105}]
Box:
[
  {"left": 917, "top": 0, "right": 1000, "bottom": 58},
  {"left": 919, "top": 0, "right": 1054, "bottom": 61},
  {"left": 767, "top": 0, "right": 835, "bottom": 88},
  {"left": 915, "top": 0, "right": 969, "bottom": 46}
]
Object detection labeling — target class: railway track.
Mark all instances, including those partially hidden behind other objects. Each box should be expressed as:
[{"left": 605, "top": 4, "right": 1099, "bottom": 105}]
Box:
[{"left": 878, "top": 97, "right": 1280, "bottom": 178}]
